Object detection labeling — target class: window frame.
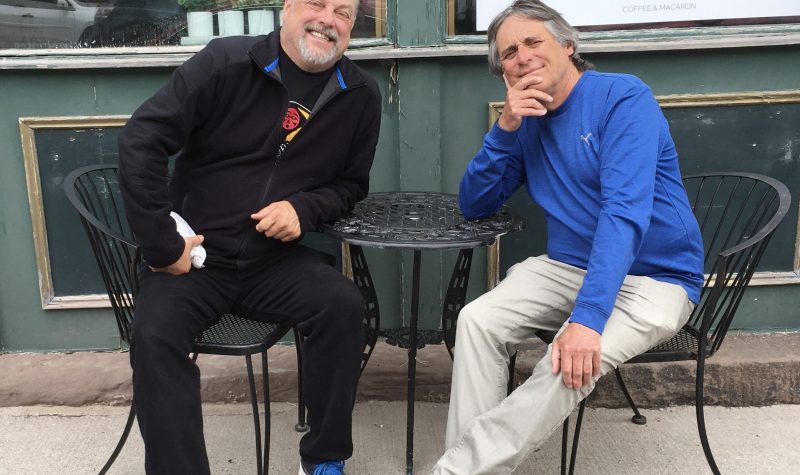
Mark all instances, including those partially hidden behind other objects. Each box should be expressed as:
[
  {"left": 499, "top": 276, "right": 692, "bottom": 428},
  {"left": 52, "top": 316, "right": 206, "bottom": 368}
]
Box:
[{"left": 1, "top": 0, "right": 800, "bottom": 69}]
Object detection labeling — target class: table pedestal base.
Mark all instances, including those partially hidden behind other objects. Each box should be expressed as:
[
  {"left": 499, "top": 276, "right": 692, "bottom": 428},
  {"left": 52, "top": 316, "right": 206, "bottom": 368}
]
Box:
[
  {"left": 316, "top": 192, "right": 519, "bottom": 473},
  {"left": 348, "top": 246, "right": 476, "bottom": 474}
]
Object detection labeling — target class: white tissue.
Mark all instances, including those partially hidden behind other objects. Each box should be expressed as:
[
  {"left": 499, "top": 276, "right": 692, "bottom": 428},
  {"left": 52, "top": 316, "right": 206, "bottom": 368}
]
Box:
[{"left": 170, "top": 212, "right": 206, "bottom": 269}]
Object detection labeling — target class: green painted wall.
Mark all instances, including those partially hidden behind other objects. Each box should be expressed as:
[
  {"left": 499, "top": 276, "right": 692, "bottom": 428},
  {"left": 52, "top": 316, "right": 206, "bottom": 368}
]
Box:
[
  {"left": 0, "top": 68, "right": 175, "bottom": 352},
  {"left": 1, "top": 43, "right": 800, "bottom": 351},
  {"left": 396, "top": 0, "right": 444, "bottom": 47}
]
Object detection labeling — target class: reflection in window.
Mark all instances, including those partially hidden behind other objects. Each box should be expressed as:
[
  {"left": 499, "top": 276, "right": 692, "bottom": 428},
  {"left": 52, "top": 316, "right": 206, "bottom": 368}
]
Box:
[
  {"left": 0, "top": 0, "right": 386, "bottom": 49},
  {"left": 0, "top": 0, "right": 114, "bottom": 48},
  {"left": 353, "top": 0, "right": 384, "bottom": 39},
  {"left": 448, "top": 0, "right": 478, "bottom": 36}
]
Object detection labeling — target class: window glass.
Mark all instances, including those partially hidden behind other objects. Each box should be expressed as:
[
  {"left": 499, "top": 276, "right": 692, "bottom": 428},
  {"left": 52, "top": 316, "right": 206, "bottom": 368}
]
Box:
[
  {"left": 448, "top": 0, "right": 477, "bottom": 35},
  {"left": 449, "top": 0, "right": 800, "bottom": 36},
  {"left": 0, "top": 0, "right": 386, "bottom": 49},
  {"left": 353, "top": 0, "right": 385, "bottom": 39}
]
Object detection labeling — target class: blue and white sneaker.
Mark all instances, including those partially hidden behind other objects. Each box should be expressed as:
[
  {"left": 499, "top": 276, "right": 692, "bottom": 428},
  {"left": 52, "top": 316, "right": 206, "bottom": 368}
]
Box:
[{"left": 298, "top": 460, "right": 345, "bottom": 475}]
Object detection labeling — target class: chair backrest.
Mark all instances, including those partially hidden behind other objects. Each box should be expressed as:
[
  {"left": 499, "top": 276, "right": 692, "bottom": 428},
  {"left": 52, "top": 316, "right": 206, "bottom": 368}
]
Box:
[
  {"left": 682, "top": 172, "right": 791, "bottom": 357},
  {"left": 64, "top": 164, "right": 137, "bottom": 345}
]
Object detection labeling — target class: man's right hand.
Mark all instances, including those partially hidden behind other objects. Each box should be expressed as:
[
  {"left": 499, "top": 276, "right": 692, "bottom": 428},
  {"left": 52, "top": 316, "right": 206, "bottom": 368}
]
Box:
[
  {"left": 497, "top": 73, "right": 553, "bottom": 132},
  {"left": 149, "top": 235, "right": 204, "bottom": 275}
]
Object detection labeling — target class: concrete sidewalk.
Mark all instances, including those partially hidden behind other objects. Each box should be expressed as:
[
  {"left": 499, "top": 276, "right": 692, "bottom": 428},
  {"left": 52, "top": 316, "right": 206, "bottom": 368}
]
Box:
[{"left": 1, "top": 402, "right": 799, "bottom": 474}]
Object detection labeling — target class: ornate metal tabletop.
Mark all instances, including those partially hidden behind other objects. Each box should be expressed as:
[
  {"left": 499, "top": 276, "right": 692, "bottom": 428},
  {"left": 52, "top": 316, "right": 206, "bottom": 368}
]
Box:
[{"left": 322, "top": 192, "right": 521, "bottom": 249}]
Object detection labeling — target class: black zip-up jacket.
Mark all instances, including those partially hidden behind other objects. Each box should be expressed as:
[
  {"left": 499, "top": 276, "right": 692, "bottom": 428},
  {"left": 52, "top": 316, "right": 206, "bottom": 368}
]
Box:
[{"left": 118, "top": 31, "right": 382, "bottom": 268}]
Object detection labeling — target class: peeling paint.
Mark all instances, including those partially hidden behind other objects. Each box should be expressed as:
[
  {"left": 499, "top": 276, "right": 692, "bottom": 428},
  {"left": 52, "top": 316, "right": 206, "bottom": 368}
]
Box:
[{"left": 384, "top": 59, "right": 400, "bottom": 118}]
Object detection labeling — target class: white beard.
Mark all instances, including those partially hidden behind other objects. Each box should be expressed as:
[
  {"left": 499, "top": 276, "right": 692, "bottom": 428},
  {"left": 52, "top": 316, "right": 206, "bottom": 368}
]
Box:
[{"left": 297, "top": 25, "right": 340, "bottom": 66}]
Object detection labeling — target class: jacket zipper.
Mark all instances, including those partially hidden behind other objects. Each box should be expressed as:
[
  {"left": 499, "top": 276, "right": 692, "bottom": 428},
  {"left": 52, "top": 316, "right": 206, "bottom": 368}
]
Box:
[
  {"left": 233, "top": 69, "right": 361, "bottom": 258},
  {"left": 233, "top": 74, "right": 289, "bottom": 258},
  {"left": 236, "top": 63, "right": 363, "bottom": 257}
]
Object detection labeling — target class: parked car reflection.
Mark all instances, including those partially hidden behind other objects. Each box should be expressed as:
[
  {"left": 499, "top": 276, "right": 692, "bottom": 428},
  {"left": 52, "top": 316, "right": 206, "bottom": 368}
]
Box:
[
  {"left": 0, "top": 0, "right": 111, "bottom": 48},
  {"left": 85, "top": 0, "right": 183, "bottom": 47},
  {"left": 0, "top": 0, "right": 385, "bottom": 49}
]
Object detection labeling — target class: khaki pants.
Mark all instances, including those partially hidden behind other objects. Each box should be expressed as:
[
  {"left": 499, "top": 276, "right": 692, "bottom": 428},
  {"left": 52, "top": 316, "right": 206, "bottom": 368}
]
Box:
[{"left": 432, "top": 256, "right": 693, "bottom": 475}]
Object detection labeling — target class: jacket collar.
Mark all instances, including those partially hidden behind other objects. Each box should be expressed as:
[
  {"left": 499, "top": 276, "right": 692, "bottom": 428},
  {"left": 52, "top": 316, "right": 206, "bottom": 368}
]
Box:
[{"left": 248, "top": 28, "right": 366, "bottom": 91}]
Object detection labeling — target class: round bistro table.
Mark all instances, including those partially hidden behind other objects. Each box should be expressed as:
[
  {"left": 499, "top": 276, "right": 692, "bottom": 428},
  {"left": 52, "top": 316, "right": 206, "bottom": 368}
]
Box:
[{"left": 323, "top": 191, "right": 521, "bottom": 475}]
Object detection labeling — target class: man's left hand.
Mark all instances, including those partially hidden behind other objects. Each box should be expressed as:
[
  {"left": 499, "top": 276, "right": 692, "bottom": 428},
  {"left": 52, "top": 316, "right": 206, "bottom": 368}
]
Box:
[
  {"left": 551, "top": 322, "right": 602, "bottom": 389},
  {"left": 251, "top": 201, "right": 301, "bottom": 242}
]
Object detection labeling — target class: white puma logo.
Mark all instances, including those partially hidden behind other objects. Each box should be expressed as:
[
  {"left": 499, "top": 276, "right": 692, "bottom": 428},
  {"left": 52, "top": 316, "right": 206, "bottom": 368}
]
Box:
[{"left": 580, "top": 133, "right": 592, "bottom": 145}]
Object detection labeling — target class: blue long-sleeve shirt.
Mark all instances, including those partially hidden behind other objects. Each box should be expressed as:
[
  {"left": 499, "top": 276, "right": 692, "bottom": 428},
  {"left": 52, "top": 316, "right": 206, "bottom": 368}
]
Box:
[{"left": 460, "top": 70, "right": 703, "bottom": 334}]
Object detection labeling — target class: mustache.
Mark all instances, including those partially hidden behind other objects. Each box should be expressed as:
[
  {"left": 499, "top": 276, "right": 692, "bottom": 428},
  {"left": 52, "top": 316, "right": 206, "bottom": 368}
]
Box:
[
  {"left": 303, "top": 23, "right": 339, "bottom": 42},
  {"left": 304, "top": 23, "right": 339, "bottom": 42}
]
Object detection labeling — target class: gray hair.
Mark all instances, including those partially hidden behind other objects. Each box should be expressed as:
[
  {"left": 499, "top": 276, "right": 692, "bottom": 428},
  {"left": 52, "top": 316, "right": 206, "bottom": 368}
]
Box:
[
  {"left": 284, "top": 0, "right": 360, "bottom": 25},
  {"left": 486, "top": 0, "right": 592, "bottom": 76}
]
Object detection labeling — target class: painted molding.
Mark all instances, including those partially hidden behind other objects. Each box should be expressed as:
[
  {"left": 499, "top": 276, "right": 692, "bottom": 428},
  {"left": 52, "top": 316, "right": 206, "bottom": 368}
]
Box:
[
  {"left": 657, "top": 90, "right": 800, "bottom": 108},
  {"left": 19, "top": 115, "right": 129, "bottom": 309}
]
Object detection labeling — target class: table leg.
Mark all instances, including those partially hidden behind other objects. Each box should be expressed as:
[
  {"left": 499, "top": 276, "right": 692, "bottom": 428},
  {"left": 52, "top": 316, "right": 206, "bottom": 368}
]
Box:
[
  {"left": 406, "top": 249, "right": 422, "bottom": 475},
  {"left": 441, "top": 249, "right": 474, "bottom": 359},
  {"left": 343, "top": 243, "right": 381, "bottom": 375}
]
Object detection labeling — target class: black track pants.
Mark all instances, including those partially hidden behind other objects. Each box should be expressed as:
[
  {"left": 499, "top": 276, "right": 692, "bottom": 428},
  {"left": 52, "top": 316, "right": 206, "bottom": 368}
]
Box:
[{"left": 130, "top": 245, "right": 365, "bottom": 474}]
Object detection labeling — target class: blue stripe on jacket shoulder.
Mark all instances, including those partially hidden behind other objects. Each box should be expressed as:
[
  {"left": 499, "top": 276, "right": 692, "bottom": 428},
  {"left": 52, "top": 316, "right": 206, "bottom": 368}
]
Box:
[
  {"left": 335, "top": 67, "right": 346, "bottom": 89},
  {"left": 264, "top": 58, "right": 279, "bottom": 73}
]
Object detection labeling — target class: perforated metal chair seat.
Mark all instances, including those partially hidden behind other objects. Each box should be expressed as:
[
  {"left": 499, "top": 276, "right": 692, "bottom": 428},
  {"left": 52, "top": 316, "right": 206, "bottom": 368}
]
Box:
[
  {"left": 628, "top": 327, "right": 707, "bottom": 363},
  {"left": 193, "top": 314, "right": 289, "bottom": 356},
  {"left": 530, "top": 327, "right": 709, "bottom": 365}
]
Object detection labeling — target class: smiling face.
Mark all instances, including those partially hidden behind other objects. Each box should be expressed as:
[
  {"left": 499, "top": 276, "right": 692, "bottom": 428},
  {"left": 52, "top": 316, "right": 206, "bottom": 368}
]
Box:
[
  {"left": 496, "top": 15, "right": 581, "bottom": 107},
  {"left": 280, "top": 0, "right": 357, "bottom": 72}
]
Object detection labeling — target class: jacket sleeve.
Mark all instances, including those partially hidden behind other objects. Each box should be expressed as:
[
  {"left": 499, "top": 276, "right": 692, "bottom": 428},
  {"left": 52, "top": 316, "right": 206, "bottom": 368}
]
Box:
[
  {"left": 568, "top": 85, "right": 661, "bottom": 334},
  {"left": 286, "top": 83, "right": 382, "bottom": 232},
  {"left": 459, "top": 122, "right": 526, "bottom": 220},
  {"left": 118, "top": 42, "right": 223, "bottom": 268}
]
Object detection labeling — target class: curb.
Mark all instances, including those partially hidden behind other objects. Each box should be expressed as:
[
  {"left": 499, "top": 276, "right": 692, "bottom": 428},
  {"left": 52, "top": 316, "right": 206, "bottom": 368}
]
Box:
[{"left": 1, "top": 332, "right": 798, "bottom": 408}]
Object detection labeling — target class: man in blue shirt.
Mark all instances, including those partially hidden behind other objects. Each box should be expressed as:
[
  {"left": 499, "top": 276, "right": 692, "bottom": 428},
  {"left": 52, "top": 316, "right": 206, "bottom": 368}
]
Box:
[{"left": 432, "top": 1, "right": 703, "bottom": 473}]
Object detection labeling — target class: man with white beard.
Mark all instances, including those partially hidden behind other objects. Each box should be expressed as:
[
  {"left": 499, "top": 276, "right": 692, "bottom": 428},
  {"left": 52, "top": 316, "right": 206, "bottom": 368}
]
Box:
[{"left": 117, "top": 1, "right": 381, "bottom": 473}]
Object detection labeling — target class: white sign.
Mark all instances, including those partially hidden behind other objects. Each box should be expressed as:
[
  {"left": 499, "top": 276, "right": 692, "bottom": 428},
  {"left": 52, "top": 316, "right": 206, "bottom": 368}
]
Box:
[{"left": 476, "top": 0, "right": 800, "bottom": 31}]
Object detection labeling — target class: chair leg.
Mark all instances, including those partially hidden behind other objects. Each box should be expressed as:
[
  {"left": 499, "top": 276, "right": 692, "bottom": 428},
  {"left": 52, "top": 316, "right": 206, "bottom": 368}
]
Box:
[
  {"left": 293, "top": 327, "right": 309, "bottom": 433},
  {"left": 568, "top": 400, "right": 586, "bottom": 475},
  {"left": 261, "top": 352, "right": 270, "bottom": 475},
  {"left": 98, "top": 400, "right": 136, "bottom": 475},
  {"left": 559, "top": 399, "right": 586, "bottom": 475},
  {"left": 245, "top": 355, "right": 264, "bottom": 475},
  {"left": 613, "top": 367, "right": 647, "bottom": 425},
  {"left": 507, "top": 351, "right": 518, "bottom": 396},
  {"left": 560, "top": 415, "right": 569, "bottom": 475},
  {"left": 696, "top": 352, "right": 721, "bottom": 475}
]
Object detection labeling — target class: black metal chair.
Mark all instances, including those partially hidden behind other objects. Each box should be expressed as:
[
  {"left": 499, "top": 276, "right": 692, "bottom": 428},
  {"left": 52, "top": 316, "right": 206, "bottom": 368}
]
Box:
[
  {"left": 64, "top": 164, "right": 291, "bottom": 475},
  {"left": 505, "top": 172, "right": 791, "bottom": 474}
]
